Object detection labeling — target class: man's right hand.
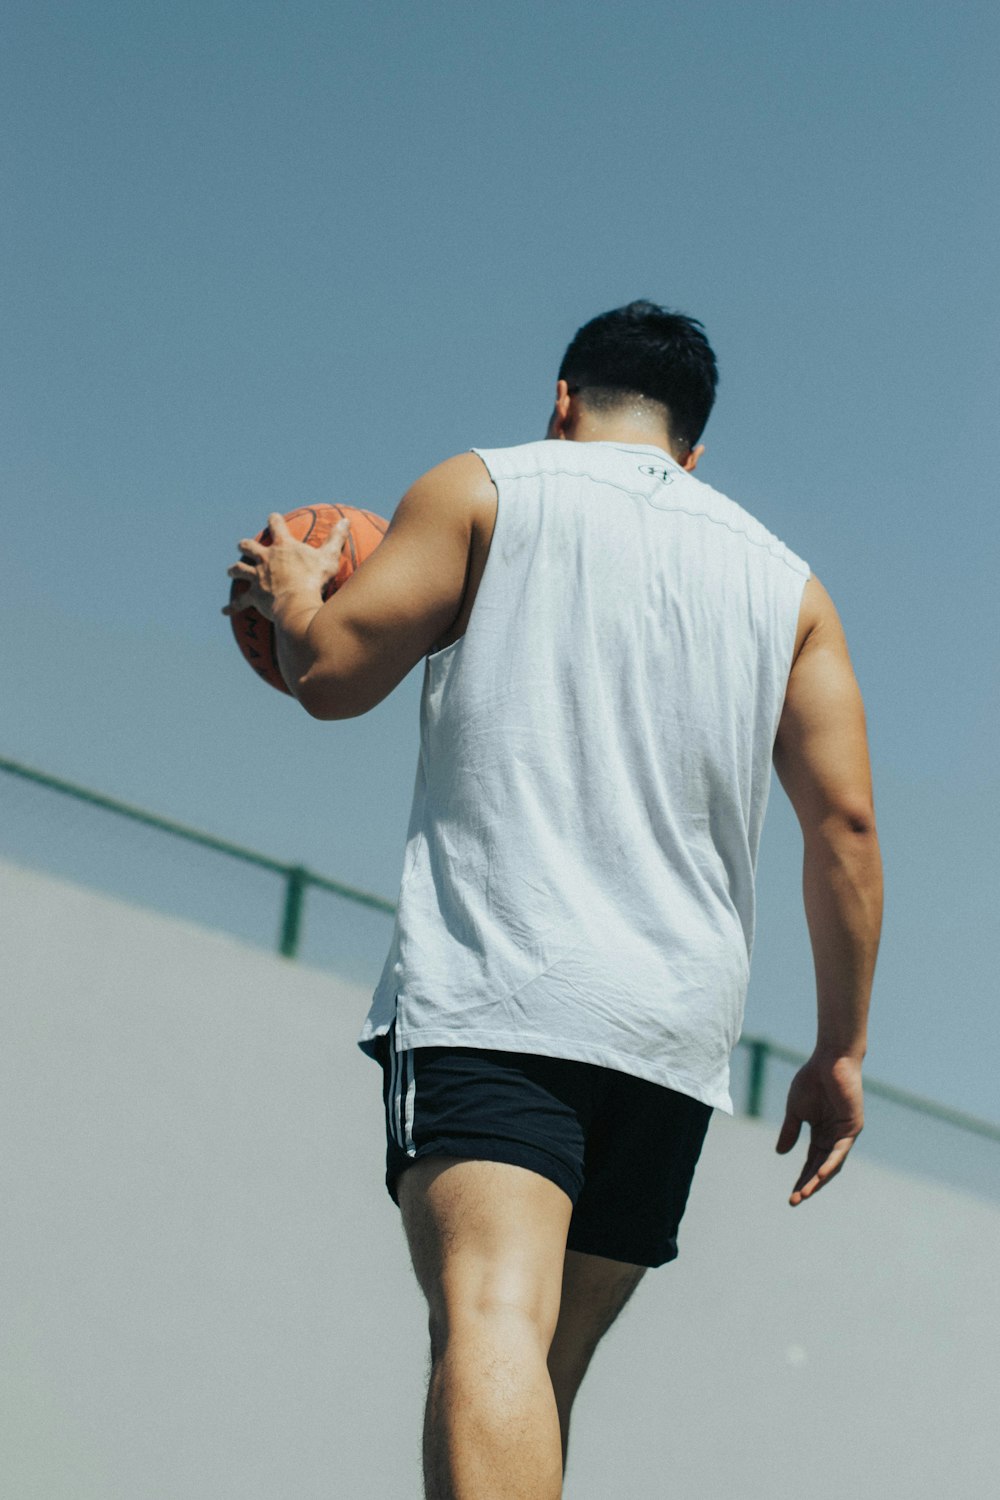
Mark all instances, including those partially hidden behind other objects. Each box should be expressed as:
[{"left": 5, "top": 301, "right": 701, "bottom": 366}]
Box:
[{"left": 775, "top": 1053, "right": 865, "bottom": 1206}]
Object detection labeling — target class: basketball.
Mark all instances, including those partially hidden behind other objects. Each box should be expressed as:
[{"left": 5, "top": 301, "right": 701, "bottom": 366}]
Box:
[{"left": 229, "top": 503, "right": 389, "bottom": 694}]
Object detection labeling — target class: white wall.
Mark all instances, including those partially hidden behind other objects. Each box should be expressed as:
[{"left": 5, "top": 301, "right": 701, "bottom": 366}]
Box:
[{"left": 2, "top": 859, "right": 996, "bottom": 1499}]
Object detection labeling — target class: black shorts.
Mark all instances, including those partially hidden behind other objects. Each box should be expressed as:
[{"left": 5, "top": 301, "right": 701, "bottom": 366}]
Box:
[{"left": 375, "top": 1024, "right": 712, "bottom": 1269}]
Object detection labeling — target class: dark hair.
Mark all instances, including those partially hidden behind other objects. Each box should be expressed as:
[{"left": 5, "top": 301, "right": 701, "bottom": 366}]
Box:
[{"left": 558, "top": 300, "right": 718, "bottom": 448}]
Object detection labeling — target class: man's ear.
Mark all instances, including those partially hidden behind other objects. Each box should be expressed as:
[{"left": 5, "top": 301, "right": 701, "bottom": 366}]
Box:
[
  {"left": 546, "top": 379, "right": 574, "bottom": 439},
  {"left": 681, "top": 443, "right": 705, "bottom": 473}
]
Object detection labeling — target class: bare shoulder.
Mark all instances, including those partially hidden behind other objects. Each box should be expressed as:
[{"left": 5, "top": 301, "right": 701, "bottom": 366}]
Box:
[
  {"left": 775, "top": 571, "right": 874, "bottom": 827},
  {"left": 397, "top": 451, "right": 498, "bottom": 517},
  {"left": 790, "top": 573, "right": 847, "bottom": 667}
]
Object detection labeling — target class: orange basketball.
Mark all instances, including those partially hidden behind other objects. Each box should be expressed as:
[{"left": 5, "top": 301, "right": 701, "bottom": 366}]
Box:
[{"left": 230, "top": 503, "right": 389, "bottom": 694}]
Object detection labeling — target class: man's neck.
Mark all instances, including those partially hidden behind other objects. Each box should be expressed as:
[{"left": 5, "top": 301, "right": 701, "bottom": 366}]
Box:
[{"left": 562, "top": 413, "right": 678, "bottom": 457}]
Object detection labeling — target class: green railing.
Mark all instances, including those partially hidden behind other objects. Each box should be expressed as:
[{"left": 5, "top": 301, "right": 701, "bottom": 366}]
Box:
[
  {"left": 0, "top": 754, "right": 394, "bottom": 959},
  {"left": 2, "top": 753, "right": 999, "bottom": 1149},
  {"left": 738, "top": 1034, "right": 1000, "bottom": 1143}
]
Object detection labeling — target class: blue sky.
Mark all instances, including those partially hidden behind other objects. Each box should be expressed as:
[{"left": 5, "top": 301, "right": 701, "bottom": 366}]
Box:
[{"left": 3, "top": 0, "right": 997, "bottom": 1122}]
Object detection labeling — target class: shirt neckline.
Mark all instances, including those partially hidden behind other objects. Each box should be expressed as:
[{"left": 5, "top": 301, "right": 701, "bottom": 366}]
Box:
[{"left": 592, "top": 440, "right": 681, "bottom": 466}]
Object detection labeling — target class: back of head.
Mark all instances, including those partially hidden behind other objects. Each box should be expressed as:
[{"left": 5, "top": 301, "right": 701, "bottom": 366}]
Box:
[{"left": 558, "top": 300, "right": 718, "bottom": 453}]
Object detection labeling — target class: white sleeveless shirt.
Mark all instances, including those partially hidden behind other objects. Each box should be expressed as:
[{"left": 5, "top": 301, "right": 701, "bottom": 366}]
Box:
[{"left": 359, "top": 439, "right": 810, "bottom": 1111}]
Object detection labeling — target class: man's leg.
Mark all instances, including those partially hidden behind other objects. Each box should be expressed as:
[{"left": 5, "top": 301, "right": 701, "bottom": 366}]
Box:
[
  {"left": 398, "top": 1155, "right": 573, "bottom": 1500},
  {"left": 546, "top": 1248, "right": 647, "bottom": 1468}
]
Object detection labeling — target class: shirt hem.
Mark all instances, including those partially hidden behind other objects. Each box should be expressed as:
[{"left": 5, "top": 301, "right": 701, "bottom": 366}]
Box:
[{"left": 363, "top": 1021, "right": 733, "bottom": 1114}]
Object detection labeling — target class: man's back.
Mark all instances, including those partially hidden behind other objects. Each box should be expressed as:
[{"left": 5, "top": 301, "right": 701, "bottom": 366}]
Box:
[
  {"left": 359, "top": 438, "right": 810, "bottom": 1111},
  {"left": 229, "top": 300, "right": 882, "bottom": 1500}
]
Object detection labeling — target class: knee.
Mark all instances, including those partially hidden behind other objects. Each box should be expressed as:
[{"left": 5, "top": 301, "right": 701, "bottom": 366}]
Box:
[{"left": 427, "top": 1288, "right": 557, "bottom": 1366}]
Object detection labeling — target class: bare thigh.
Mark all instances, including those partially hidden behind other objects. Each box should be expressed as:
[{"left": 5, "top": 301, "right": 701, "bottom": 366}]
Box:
[
  {"left": 398, "top": 1156, "right": 574, "bottom": 1349},
  {"left": 547, "top": 1247, "right": 647, "bottom": 1391}
]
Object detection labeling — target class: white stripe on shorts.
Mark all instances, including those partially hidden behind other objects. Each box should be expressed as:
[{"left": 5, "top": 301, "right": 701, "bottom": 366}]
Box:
[
  {"left": 394, "top": 1049, "right": 405, "bottom": 1148},
  {"left": 403, "top": 1057, "right": 417, "bottom": 1157},
  {"left": 387, "top": 1034, "right": 401, "bottom": 1147},
  {"left": 386, "top": 1020, "right": 417, "bottom": 1156}
]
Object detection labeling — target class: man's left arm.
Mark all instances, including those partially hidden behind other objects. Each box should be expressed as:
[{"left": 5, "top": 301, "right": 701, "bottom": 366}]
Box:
[{"left": 226, "top": 452, "right": 489, "bottom": 718}]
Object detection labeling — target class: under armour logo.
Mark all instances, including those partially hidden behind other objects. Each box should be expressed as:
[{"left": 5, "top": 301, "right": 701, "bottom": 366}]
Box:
[{"left": 639, "top": 464, "right": 674, "bottom": 484}]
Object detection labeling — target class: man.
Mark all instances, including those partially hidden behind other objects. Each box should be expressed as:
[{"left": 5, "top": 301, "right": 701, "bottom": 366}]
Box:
[{"left": 226, "top": 301, "right": 883, "bottom": 1500}]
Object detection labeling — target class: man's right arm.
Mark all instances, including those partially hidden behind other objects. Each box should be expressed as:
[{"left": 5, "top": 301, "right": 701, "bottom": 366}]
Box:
[{"left": 771, "top": 575, "right": 884, "bottom": 1206}]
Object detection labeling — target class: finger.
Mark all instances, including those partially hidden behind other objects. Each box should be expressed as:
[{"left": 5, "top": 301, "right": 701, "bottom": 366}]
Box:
[
  {"left": 222, "top": 593, "right": 252, "bottom": 616},
  {"left": 791, "top": 1164, "right": 837, "bottom": 1206},
  {"left": 789, "top": 1145, "right": 825, "bottom": 1205},
  {"left": 775, "top": 1112, "right": 801, "bottom": 1155},
  {"left": 790, "top": 1136, "right": 855, "bottom": 1206},
  {"left": 238, "top": 537, "right": 267, "bottom": 560},
  {"left": 267, "top": 511, "right": 293, "bottom": 542},
  {"left": 319, "top": 517, "right": 352, "bottom": 560},
  {"left": 806, "top": 1136, "right": 855, "bottom": 1193},
  {"left": 227, "top": 562, "right": 258, "bottom": 581},
  {"left": 790, "top": 1138, "right": 829, "bottom": 1202}
]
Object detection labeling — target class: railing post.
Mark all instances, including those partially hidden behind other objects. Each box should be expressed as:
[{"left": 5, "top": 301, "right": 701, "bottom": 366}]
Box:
[
  {"left": 279, "top": 866, "right": 308, "bottom": 958},
  {"left": 746, "top": 1037, "right": 769, "bottom": 1119}
]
